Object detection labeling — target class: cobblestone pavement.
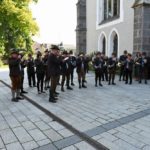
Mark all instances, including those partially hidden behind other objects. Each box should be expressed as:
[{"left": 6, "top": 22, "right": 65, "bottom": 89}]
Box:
[{"left": 0, "top": 69, "right": 150, "bottom": 150}]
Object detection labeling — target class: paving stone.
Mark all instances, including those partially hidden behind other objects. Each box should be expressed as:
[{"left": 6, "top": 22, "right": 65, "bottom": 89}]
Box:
[
  {"left": 22, "top": 121, "right": 36, "bottom": 130},
  {"left": 48, "top": 121, "right": 65, "bottom": 131},
  {"left": 62, "top": 145, "right": 77, "bottom": 150},
  {"left": 85, "top": 126, "right": 106, "bottom": 137},
  {"left": 0, "top": 129, "right": 18, "bottom": 144},
  {"left": 27, "top": 115, "right": 41, "bottom": 122},
  {"left": 75, "top": 141, "right": 96, "bottom": 150},
  {"left": 0, "top": 137, "right": 4, "bottom": 149},
  {"left": 100, "top": 132, "right": 118, "bottom": 142},
  {"left": 13, "top": 127, "right": 33, "bottom": 143},
  {"left": 143, "top": 145, "right": 150, "bottom": 150},
  {"left": 3, "top": 115, "right": 20, "bottom": 128},
  {"left": 58, "top": 129, "right": 74, "bottom": 138},
  {"left": 28, "top": 129, "right": 47, "bottom": 141},
  {"left": 44, "top": 129, "right": 63, "bottom": 142},
  {"left": 54, "top": 135, "right": 81, "bottom": 149},
  {"left": 114, "top": 139, "right": 141, "bottom": 150},
  {"left": 98, "top": 138, "right": 120, "bottom": 150},
  {"left": 34, "top": 143, "right": 58, "bottom": 150},
  {"left": 37, "top": 139, "right": 51, "bottom": 146},
  {"left": 22, "top": 141, "right": 38, "bottom": 150},
  {"left": 35, "top": 121, "right": 51, "bottom": 131},
  {"left": 115, "top": 132, "right": 145, "bottom": 149},
  {"left": 0, "top": 120, "right": 9, "bottom": 131},
  {"left": 6, "top": 142, "right": 23, "bottom": 150}
]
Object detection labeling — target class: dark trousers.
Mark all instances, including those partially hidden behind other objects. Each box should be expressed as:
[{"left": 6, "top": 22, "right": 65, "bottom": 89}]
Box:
[
  {"left": 61, "top": 74, "right": 70, "bottom": 88},
  {"left": 119, "top": 66, "right": 125, "bottom": 81},
  {"left": 139, "top": 68, "right": 148, "bottom": 83},
  {"left": 70, "top": 69, "right": 74, "bottom": 83},
  {"left": 95, "top": 70, "right": 103, "bottom": 85},
  {"left": 28, "top": 73, "right": 36, "bottom": 86},
  {"left": 108, "top": 69, "right": 116, "bottom": 84},
  {"left": 125, "top": 69, "right": 132, "bottom": 84},
  {"left": 102, "top": 67, "right": 108, "bottom": 81},
  {"left": 20, "top": 75, "right": 24, "bottom": 92},
  {"left": 50, "top": 76, "right": 58, "bottom": 98},
  {"left": 37, "top": 73, "right": 45, "bottom": 92}
]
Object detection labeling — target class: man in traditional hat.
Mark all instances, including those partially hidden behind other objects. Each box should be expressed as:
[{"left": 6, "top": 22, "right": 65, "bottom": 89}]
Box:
[
  {"left": 48, "top": 45, "right": 61, "bottom": 103},
  {"left": 26, "top": 54, "right": 36, "bottom": 87},
  {"left": 8, "top": 49, "right": 23, "bottom": 102},
  {"left": 61, "top": 51, "right": 73, "bottom": 92},
  {"left": 43, "top": 49, "right": 50, "bottom": 90},
  {"left": 68, "top": 50, "right": 76, "bottom": 86},
  {"left": 76, "top": 52, "right": 87, "bottom": 89}
]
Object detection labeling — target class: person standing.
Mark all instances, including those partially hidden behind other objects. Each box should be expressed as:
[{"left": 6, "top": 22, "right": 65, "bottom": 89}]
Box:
[
  {"left": 19, "top": 52, "right": 28, "bottom": 94},
  {"left": 27, "top": 54, "right": 36, "bottom": 87},
  {"left": 108, "top": 53, "right": 118, "bottom": 85},
  {"left": 124, "top": 53, "right": 134, "bottom": 84},
  {"left": 102, "top": 55, "right": 108, "bottom": 81},
  {"left": 8, "top": 49, "right": 23, "bottom": 102},
  {"left": 93, "top": 52, "right": 104, "bottom": 87},
  {"left": 47, "top": 45, "right": 60, "bottom": 103},
  {"left": 138, "top": 52, "right": 149, "bottom": 84},
  {"left": 43, "top": 49, "right": 50, "bottom": 90},
  {"left": 76, "top": 53, "right": 87, "bottom": 89},
  {"left": 35, "top": 52, "right": 45, "bottom": 94},
  {"left": 61, "top": 51, "right": 73, "bottom": 92},
  {"left": 69, "top": 50, "right": 76, "bottom": 86},
  {"left": 119, "top": 50, "right": 128, "bottom": 81}
]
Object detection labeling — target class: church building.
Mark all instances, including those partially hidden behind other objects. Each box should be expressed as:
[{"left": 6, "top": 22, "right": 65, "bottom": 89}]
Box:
[{"left": 76, "top": 0, "right": 150, "bottom": 57}]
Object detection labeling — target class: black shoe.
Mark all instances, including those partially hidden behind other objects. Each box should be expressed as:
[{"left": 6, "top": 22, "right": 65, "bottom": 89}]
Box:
[
  {"left": 49, "top": 98, "right": 57, "bottom": 103},
  {"left": 112, "top": 83, "right": 116, "bottom": 85},
  {"left": 145, "top": 81, "right": 147, "bottom": 84},
  {"left": 139, "top": 81, "right": 141, "bottom": 84},
  {"left": 47, "top": 86, "right": 50, "bottom": 89},
  {"left": 125, "top": 82, "right": 128, "bottom": 84},
  {"left": 11, "top": 98, "right": 18, "bottom": 102},
  {"left": 61, "top": 88, "right": 65, "bottom": 92},
  {"left": 71, "top": 83, "right": 75, "bottom": 86},
  {"left": 95, "top": 84, "right": 97, "bottom": 87},
  {"left": 119, "top": 79, "right": 121, "bottom": 81},
  {"left": 21, "top": 91, "right": 28, "bottom": 94},
  {"left": 108, "top": 82, "right": 111, "bottom": 85},
  {"left": 129, "top": 82, "right": 132, "bottom": 85},
  {"left": 41, "top": 91, "right": 45, "bottom": 93},
  {"left": 82, "top": 85, "right": 87, "bottom": 88},
  {"left": 54, "top": 92, "right": 59, "bottom": 95},
  {"left": 16, "top": 96, "right": 24, "bottom": 100},
  {"left": 33, "top": 85, "right": 37, "bottom": 87},
  {"left": 99, "top": 83, "right": 103, "bottom": 87},
  {"left": 79, "top": 85, "right": 82, "bottom": 89},
  {"left": 67, "top": 86, "right": 73, "bottom": 90},
  {"left": 29, "top": 85, "right": 32, "bottom": 87}
]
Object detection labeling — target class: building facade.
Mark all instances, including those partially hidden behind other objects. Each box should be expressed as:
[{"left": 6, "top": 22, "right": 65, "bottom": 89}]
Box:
[{"left": 77, "top": 0, "right": 150, "bottom": 57}]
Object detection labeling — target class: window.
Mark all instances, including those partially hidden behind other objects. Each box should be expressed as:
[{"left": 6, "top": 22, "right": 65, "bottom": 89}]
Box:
[
  {"left": 102, "top": 37, "right": 106, "bottom": 55},
  {"left": 113, "top": 34, "right": 118, "bottom": 56},
  {"left": 99, "top": 0, "right": 120, "bottom": 24}
]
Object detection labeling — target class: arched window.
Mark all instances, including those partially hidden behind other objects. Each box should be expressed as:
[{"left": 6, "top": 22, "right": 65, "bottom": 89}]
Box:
[
  {"left": 98, "top": 33, "right": 107, "bottom": 55},
  {"left": 102, "top": 37, "right": 106, "bottom": 55},
  {"left": 113, "top": 34, "right": 118, "bottom": 56},
  {"left": 109, "top": 30, "right": 119, "bottom": 57}
]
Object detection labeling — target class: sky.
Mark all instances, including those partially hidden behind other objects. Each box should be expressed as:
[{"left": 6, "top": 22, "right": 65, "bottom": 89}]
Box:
[{"left": 30, "top": 0, "right": 78, "bottom": 46}]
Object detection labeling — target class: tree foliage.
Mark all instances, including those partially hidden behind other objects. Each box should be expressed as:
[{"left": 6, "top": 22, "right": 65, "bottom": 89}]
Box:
[{"left": 0, "top": 0, "right": 39, "bottom": 58}]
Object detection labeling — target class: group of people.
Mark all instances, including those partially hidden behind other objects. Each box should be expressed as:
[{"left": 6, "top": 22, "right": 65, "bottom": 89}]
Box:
[
  {"left": 8, "top": 45, "right": 149, "bottom": 103},
  {"left": 92, "top": 50, "right": 149, "bottom": 87}
]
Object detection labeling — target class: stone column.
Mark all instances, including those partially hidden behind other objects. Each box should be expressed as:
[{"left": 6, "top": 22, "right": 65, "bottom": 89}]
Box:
[
  {"left": 76, "top": 0, "right": 87, "bottom": 54},
  {"left": 133, "top": 0, "right": 150, "bottom": 56}
]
